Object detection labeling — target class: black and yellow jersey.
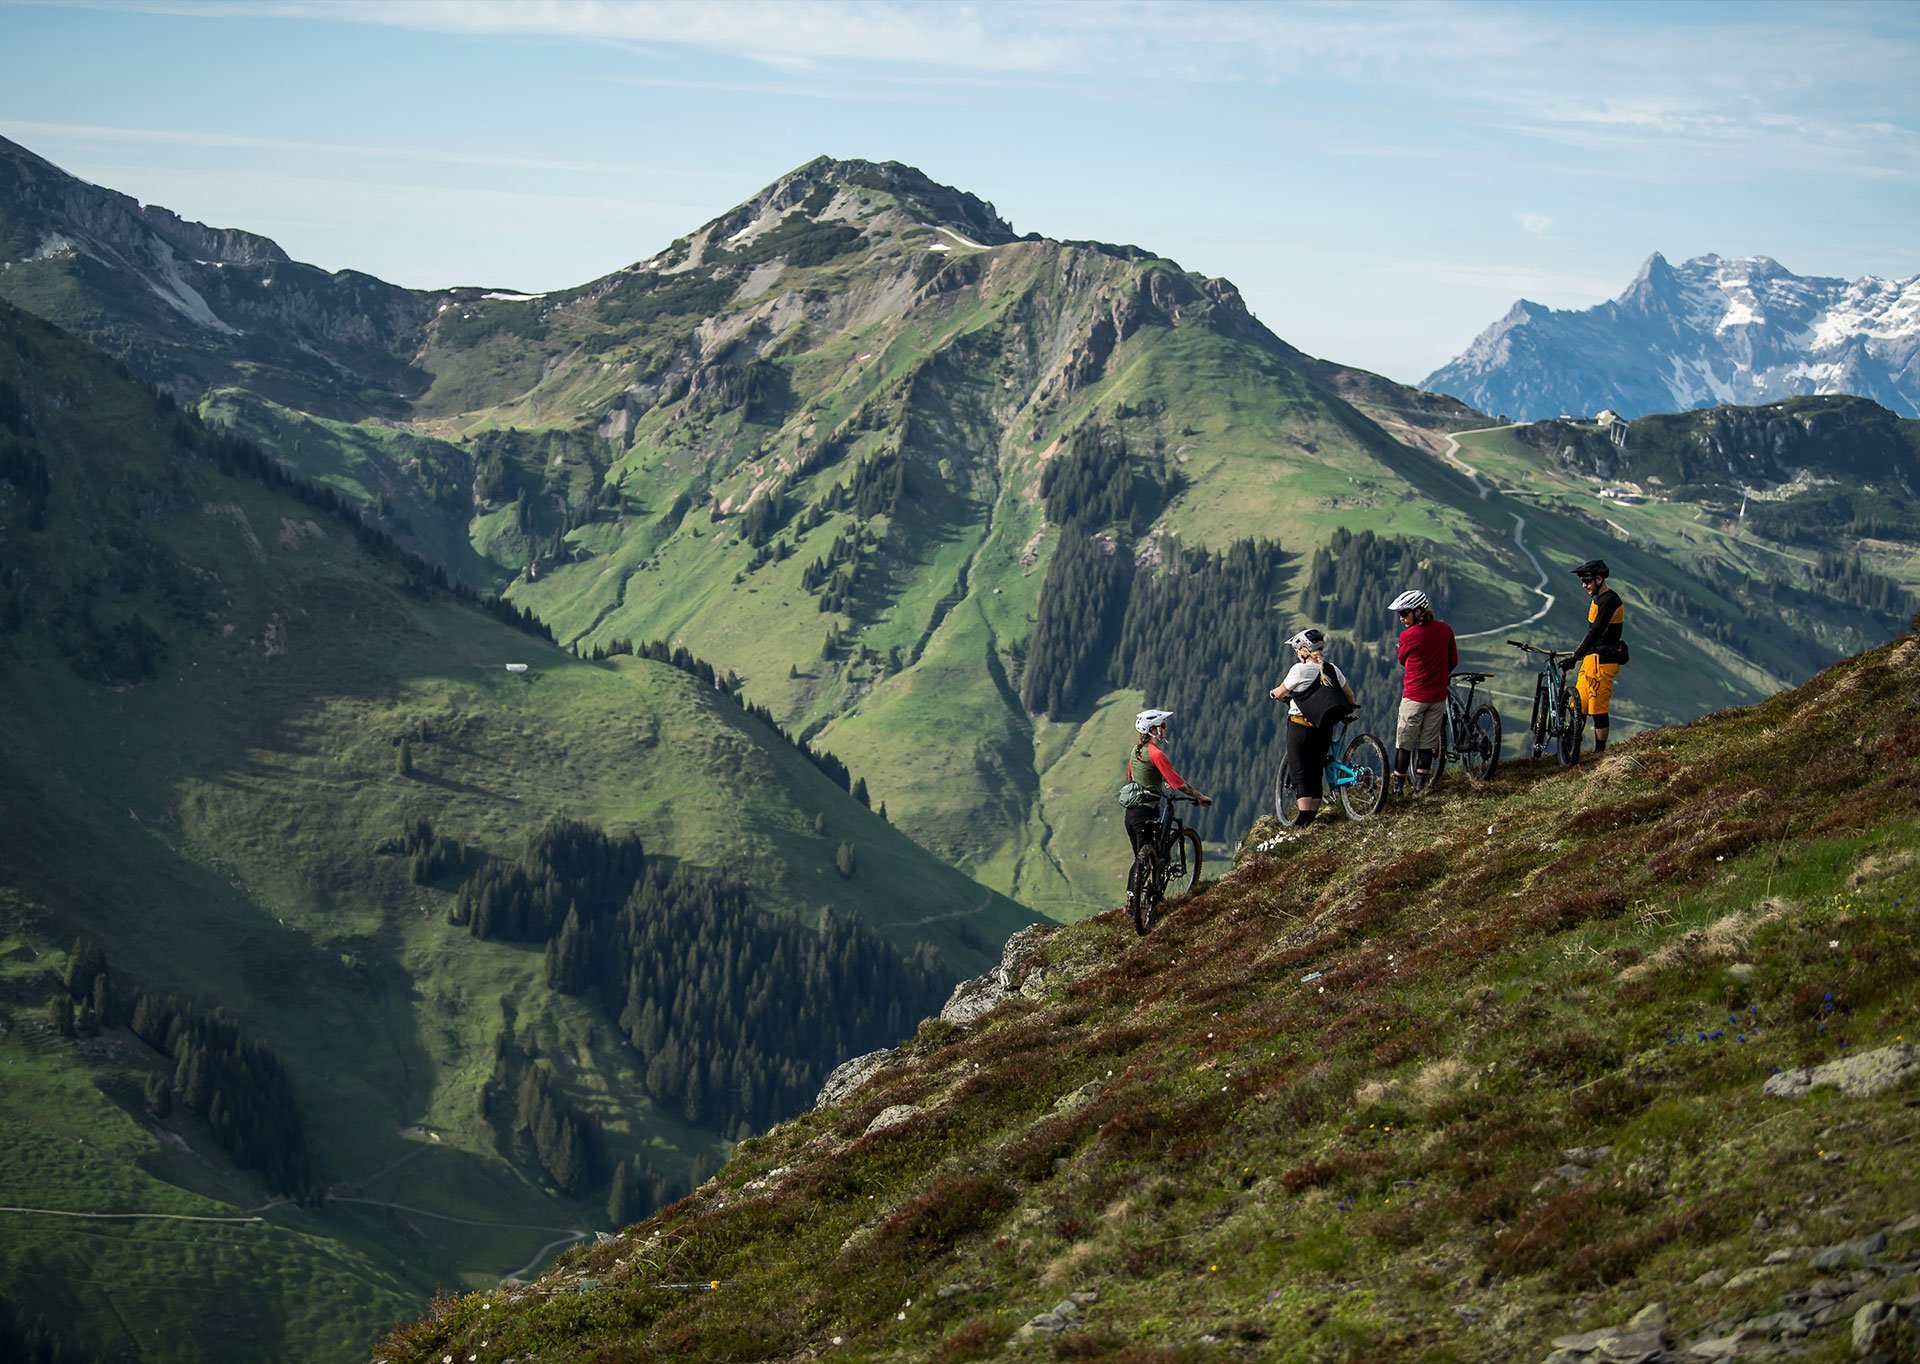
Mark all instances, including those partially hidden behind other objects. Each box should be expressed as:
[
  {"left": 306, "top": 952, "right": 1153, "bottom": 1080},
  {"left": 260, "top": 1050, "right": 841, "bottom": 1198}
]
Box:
[{"left": 1573, "top": 588, "right": 1624, "bottom": 662}]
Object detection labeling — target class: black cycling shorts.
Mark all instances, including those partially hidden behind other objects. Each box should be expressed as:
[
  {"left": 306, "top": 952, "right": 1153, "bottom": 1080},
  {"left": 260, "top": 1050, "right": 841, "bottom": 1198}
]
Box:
[
  {"left": 1286, "top": 720, "right": 1334, "bottom": 800},
  {"left": 1125, "top": 802, "right": 1160, "bottom": 854}
]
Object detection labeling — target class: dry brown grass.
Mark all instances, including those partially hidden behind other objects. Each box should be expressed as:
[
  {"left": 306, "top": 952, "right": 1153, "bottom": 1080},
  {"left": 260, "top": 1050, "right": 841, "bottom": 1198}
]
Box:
[{"left": 1616, "top": 897, "right": 1793, "bottom": 983}]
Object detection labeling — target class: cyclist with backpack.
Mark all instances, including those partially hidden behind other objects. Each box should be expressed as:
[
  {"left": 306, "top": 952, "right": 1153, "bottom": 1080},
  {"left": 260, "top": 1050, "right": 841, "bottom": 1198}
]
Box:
[
  {"left": 1122, "top": 711, "right": 1212, "bottom": 899},
  {"left": 1565, "top": 558, "right": 1627, "bottom": 756},
  {"left": 1388, "top": 588, "right": 1456, "bottom": 796},
  {"left": 1268, "top": 628, "right": 1357, "bottom": 829}
]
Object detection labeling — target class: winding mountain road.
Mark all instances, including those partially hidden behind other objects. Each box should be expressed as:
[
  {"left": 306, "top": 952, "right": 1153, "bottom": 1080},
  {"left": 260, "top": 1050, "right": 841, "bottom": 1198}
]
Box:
[{"left": 1422, "top": 425, "right": 1559, "bottom": 642}]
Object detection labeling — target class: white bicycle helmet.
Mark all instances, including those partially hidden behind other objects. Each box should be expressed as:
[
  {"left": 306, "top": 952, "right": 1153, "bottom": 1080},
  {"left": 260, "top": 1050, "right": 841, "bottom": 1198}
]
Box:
[
  {"left": 1134, "top": 708, "right": 1174, "bottom": 734},
  {"left": 1389, "top": 589, "right": 1429, "bottom": 613},
  {"left": 1286, "top": 628, "right": 1327, "bottom": 653}
]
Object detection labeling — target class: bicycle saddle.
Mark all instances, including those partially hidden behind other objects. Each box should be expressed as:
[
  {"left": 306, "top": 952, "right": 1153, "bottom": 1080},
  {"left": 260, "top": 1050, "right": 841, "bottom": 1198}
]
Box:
[{"left": 1450, "top": 671, "right": 1490, "bottom": 683}]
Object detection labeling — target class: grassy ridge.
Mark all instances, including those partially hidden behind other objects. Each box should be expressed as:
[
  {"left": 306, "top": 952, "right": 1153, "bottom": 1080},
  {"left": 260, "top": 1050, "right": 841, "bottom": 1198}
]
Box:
[{"left": 377, "top": 627, "right": 1920, "bottom": 1363}]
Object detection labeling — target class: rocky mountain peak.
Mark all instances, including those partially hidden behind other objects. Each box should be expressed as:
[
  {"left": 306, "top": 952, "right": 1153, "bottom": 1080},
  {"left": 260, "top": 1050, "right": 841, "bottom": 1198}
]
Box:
[
  {"left": 686, "top": 155, "right": 1017, "bottom": 260},
  {"left": 1427, "top": 251, "right": 1920, "bottom": 420}
]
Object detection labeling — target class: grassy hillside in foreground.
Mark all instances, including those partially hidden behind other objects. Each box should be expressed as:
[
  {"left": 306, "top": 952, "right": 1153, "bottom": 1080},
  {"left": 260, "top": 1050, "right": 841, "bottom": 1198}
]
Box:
[
  {"left": 0, "top": 300, "right": 1034, "bottom": 1364},
  {"left": 379, "top": 628, "right": 1920, "bottom": 1363}
]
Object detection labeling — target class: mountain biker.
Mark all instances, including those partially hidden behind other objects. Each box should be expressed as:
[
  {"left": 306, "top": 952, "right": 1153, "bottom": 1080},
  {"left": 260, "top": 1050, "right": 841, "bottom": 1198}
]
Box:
[
  {"left": 1565, "top": 558, "right": 1626, "bottom": 756},
  {"left": 1125, "top": 710, "right": 1212, "bottom": 879},
  {"left": 1268, "top": 628, "right": 1357, "bottom": 829},
  {"left": 1389, "top": 588, "right": 1457, "bottom": 796}
]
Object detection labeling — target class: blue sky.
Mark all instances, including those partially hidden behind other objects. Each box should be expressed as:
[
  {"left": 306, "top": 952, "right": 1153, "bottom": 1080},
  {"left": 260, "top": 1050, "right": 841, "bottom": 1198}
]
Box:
[{"left": 2, "top": 0, "right": 1917, "bottom": 383}]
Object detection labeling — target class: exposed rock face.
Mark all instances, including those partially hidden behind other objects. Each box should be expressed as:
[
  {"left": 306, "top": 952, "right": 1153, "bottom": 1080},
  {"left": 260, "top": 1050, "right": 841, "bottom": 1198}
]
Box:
[
  {"left": 0, "top": 133, "right": 464, "bottom": 410},
  {"left": 1425, "top": 252, "right": 1920, "bottom": 420}
]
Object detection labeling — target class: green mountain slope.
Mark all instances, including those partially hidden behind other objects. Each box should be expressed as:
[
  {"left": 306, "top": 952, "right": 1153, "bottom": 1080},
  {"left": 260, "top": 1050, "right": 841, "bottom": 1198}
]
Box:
[
  {"left": 377, "top": 628, "right": 1920, "bottom": 1363},
  {"left": 0, "top": 300, "right": 1033, "bottom": 1364},
  {"left": 5, "top": 144, "right": 1913, "bottom": 923}
]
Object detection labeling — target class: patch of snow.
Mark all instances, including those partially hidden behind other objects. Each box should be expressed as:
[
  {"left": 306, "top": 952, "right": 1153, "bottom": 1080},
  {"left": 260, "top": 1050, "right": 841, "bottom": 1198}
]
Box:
[
  {"left": 926, "top": 242, "right": 951, "bottom": 253},
  {"left": 726, "top": 217, "right": 764, "bottom": 245},
  {"left": 481, "top": 291, "right": 544, "bottom": 301}
]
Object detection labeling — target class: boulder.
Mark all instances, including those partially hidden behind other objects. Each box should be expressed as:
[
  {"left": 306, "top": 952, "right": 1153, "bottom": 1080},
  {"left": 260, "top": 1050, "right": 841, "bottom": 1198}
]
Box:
[
  {"left": 813, "top": 1047, "right": 901, "bottom": 1110},
  {"left": 1762, "top": 1043, "right": 1919, "bottom": 1099}
]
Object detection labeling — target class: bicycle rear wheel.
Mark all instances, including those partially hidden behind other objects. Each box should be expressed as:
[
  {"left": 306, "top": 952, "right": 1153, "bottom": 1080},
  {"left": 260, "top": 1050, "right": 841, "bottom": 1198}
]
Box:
[
  {"left": 1164, "top": 829, "right": 1202, "bottom": 899},
  {"left": 1129, "top": 846, "right": 1161, "bottom": 935},
  {"left": 1274, "top": 760, "right": 1303, "bottom": 827},
  {"left": 1463, "top": 702, "right": 1502, "bottom": 780},
  {"left": 1529, "top": 676, "right": 1550, "bottom": 759},
  {"left": 1338, "top": 732, "right": 1390, "bottom": 820},
  {"left": 1423, "top": 710, "right": 1450, "bottom": 793}
]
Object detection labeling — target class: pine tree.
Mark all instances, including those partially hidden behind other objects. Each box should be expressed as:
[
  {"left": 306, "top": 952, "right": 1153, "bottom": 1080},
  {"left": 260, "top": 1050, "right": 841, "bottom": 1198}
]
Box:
[{"left": 607, "top": 1158, "right": 641, "bottom": 1227}]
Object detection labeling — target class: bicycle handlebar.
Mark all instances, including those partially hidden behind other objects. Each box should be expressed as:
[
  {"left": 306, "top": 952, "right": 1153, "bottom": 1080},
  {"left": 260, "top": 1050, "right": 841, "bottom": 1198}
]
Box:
[{"left": 1508, "top": 640, "right": 1568, "bottom": 658}]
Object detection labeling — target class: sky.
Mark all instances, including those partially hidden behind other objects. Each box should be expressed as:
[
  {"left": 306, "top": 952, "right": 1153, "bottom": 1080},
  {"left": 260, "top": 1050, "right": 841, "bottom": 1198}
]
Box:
[{"left": 2, "top": 0, "right": 1917, "bottom": 384}]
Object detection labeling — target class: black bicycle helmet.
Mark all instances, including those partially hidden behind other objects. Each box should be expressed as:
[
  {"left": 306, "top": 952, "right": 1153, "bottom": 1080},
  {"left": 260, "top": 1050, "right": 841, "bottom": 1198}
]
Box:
[{"left": 1572, "top": 558, "right": 1610, "bottom": 579}]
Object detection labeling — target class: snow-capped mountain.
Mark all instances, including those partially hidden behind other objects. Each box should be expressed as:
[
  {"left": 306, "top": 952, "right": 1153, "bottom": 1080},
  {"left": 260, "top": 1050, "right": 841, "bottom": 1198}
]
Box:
[{"left": 1423, "top": 253, "right": 1920, "bottom": 420}]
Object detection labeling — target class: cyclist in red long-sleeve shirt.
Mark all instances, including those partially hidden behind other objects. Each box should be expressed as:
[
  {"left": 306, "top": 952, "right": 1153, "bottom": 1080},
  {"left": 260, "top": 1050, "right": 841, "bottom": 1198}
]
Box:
[
  {"left": 1390, "top": 588, "right": 1457, "bottom": 796},
  {"left": 1124, "top": 709, "right": 1212, "bottom": 869}
]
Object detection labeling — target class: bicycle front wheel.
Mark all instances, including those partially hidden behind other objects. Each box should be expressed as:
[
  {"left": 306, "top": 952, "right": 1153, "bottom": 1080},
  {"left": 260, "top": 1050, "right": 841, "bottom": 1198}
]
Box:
[
  {"left": 1275, "top": 760, "right": 1303, "bottom": 827},
  {"left": 1164, "top": 828, "right": 1202, "bottom": 899},
  {"left": 1558, "top": 697, "right": 1584, "bottom": 767},
  {"left": 1129, "top": 846, "right": 1160, "bottom": 935},
  {"left": 1463, "top": 702, "right": 1502, "bottom": 781},
  {"left": 1338, "top": 732, "right": 1390, "bottom": 820}
]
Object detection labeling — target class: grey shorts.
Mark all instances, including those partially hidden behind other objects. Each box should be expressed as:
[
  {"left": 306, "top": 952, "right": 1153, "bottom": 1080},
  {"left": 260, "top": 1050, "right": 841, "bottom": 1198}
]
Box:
[{"left": 1397, "top": 698, "right": 1445, "bottom": 750}]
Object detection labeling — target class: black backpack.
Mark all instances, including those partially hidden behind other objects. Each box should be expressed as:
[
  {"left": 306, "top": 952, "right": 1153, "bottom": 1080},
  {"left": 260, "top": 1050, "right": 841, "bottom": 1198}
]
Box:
[{"left": 1293, "top": 665, "right": 1356, "bottom": 728}]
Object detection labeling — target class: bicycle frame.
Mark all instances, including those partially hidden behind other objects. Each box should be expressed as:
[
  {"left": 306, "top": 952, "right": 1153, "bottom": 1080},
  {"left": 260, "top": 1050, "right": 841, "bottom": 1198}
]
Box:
[
  {"left": 1441, "top": 679, "right": 1474, "bottom": 764},
  {"left": 1509, "top": 639, "right": 1583, "bottom": 765},
  {"left": 1150, "top": 791, "right": 1197, "bottom": 860},
  {"left": 1275, "top": 719, "right": 1388, "bottom": 825}
]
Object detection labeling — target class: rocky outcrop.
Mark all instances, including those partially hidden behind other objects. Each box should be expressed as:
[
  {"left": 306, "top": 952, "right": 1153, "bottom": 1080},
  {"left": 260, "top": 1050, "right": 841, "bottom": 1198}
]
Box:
[{"left": 939, "top": 924, "right": 1056, "bottom": 1028}]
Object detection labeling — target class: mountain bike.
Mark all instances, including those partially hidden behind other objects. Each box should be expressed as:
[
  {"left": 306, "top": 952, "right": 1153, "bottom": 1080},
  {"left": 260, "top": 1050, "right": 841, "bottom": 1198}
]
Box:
[
  {"left": 1274, "top": 718, "right": 1389, "bottom": 827},
  {"left": 1424, "top": 671, "right": 1502, "bottom": 789},
  {"left": 1127, "top": 790, "right": 1204, "bottom": 936},
  {"left": 1509, "top": 640, "right": 1583, "bottom": 766}
]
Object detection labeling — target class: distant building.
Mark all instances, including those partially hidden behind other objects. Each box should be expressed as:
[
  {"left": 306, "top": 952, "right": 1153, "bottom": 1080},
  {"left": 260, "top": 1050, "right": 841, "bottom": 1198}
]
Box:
[{"left": 505, "top": 663, "right": 529, "bottom": 673}]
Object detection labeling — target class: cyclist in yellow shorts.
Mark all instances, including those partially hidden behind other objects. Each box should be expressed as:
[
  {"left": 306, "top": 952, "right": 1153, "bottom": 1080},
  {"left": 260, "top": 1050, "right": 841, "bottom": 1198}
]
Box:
[{"left": 1564, "top": 558, "right": 1627, "bottom": 756}]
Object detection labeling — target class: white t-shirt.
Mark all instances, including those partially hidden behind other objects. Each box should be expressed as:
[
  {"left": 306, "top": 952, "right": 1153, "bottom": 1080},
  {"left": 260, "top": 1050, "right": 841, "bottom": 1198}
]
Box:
[{"left": 1284, "top": 660, "right": 1348, "bottom": 718}]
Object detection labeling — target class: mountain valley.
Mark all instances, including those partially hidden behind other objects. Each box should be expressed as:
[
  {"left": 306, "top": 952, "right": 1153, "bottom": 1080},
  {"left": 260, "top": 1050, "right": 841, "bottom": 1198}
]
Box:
[{"left": 3, "top": 136, "right": 1919, "bottom": 1362}]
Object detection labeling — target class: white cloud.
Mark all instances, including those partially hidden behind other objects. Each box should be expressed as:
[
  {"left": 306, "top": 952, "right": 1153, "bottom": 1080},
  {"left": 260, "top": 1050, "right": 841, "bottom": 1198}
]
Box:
[
  {"left": 1515, "top": 212, "right": 1552, "bottom": 235},
  {"left": 0, "top": 117, "right": 737, "bottom": 182}
]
